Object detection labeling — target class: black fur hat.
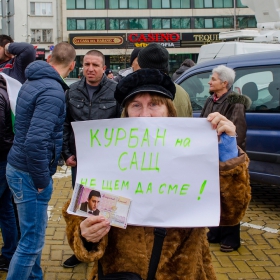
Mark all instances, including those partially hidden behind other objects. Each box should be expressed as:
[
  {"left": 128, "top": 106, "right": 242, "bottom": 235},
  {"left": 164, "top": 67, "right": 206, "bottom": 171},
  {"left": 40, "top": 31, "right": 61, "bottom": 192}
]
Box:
[{"left": 114, "top": 68, "right": 176, "bottom": 106}]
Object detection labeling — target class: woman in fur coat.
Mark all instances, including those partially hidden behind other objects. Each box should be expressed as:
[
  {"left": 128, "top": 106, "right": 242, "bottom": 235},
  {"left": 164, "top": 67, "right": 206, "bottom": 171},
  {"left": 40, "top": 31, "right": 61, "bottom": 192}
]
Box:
[{"left": 63, "top": 69, "right": 251, "bottom": 280}]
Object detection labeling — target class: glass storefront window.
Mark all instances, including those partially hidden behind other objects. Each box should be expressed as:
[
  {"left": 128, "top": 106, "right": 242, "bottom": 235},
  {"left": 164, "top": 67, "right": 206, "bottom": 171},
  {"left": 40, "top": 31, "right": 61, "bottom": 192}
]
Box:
[
  {"left": 152, "top": 19, "right": 161, "bottom": 29},
  {"left": 139, "top": 1, "right": 147, "bottom": 8},
  {"left": 96, "top": 0, "right": 105, "bottom": 9},
  {"left": 224, "top": 0, "right": 232, "bottom": 8},
  {"left": 77, "top": 19, "right": 85, "bottom": 29},
  {"left": 162, "top": 19, "right": 171, "bottom": 28},
  {"left": 224, "top": 17, "right": 233, "bottom": 28},
  {"left": 205, "top": 18, "right": 213, "bottom": 28},
  {"left": 181, "top": 18, "right": 190, "bottom": 28},
  {"left": 181, "top": 0, "right": 191, "bottom": 8},
  {"left": 67, "top": 18, "right": 76, "bottom": 30},
  {"left": 172, "top": 0, "right": 180, "bottom": 8},
  {"left": 194, "top": 18, "right": 204, "bottom": 28},
  {"left": 76, "top": 0, "right": 85, "bottom": 8},
  {"left": 162, "top": 0, "right": 170, "bottom": 8},
  {"left": 120, "top": 0, "right": 127, "bottom": 8},
  {"left": 86, "top": 19, "right": 95, "bottom": 29},
  {"left": 130, "top": 0, "right": 138, "bottom": 8},
  {"left": 213, "top": 17, "right": 223, "bottom": 28},
  {"left": 152, "top": 0, "right": 161, "bottom": 8},
  {"left": 172, "top": 18, "right": 180, "bottom": 28},
  {"left": 67, "top": 0, "right": 75, "bottom": 9},
  {"left": 204, "top": 0, "right": 212, "bottom": 8},
  {"left": 110, "top": 19, "right": 119, "bottom": 29},
  {"left": 120, "top": 19, "right": 128, "bottom": 29},
  {"left": 109, "top": 0, "right": 147, "bottom": 9},
  {"left": 194, "top": 0, "right": 203, "bottom": 8},
  {"left": 86, "top": 0, "right": 95, "bottom": 9},
  {"left": 237, "top": 0, "right": 246, "bottom": 7},
  {"left": 139, "top": 19, "right": 148, "bottom": 29},
  {"left": 109, "top": 0, "right": 118, "bottom": 8},
  {"left": 214, "top": 0, "right": 223, "bottom": 8},
  {"left": 96, "top": 19, "right": 105, "bottom": 29}
]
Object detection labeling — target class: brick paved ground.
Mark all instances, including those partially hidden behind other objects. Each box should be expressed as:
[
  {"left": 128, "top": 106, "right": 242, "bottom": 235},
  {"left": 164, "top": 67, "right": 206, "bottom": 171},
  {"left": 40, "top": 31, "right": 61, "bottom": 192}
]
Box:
[{"left": 0, "top": 166, "right": 279, "bottom": 280}]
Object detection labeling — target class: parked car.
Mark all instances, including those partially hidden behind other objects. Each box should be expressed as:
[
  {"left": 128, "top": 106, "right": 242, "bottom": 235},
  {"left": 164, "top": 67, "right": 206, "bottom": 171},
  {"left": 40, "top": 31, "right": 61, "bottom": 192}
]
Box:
[{"left": 176, "top": 50, "right": 280, "bottom": 186}]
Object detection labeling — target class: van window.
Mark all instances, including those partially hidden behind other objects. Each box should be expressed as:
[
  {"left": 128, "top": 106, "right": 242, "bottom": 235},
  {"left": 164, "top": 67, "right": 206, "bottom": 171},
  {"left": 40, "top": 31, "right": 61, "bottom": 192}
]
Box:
[
  {"left": 234, "top": 66, "right": 280, "bottom": 112},
  {"left": 179, "top": 66, "right": 280, "bottom": 112},
  {"left": 180, "top": 71, "right": 212, "bottom": 111}
]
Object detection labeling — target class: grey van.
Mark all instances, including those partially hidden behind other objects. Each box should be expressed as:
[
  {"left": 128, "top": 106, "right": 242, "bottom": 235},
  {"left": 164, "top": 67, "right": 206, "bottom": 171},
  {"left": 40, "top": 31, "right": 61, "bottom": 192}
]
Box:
[{"left": 176, "top": 50, "right": 280, "bottom": 186}]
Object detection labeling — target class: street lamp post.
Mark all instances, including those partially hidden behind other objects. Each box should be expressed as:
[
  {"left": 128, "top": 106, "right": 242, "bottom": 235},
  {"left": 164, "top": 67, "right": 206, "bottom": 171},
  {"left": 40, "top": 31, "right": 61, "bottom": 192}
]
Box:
[{"left": 234, "top": 0, "right": 237, "bottom": 30}]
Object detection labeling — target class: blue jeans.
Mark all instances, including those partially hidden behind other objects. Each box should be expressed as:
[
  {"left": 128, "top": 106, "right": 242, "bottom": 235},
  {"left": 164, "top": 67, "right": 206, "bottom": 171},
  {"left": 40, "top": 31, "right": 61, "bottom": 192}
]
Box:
[
  {"left": 0, "top": 161, "right": 18, "bottom": 260},
  {"left": 6, "top": 163, "right": 53, "bottom": 280}
]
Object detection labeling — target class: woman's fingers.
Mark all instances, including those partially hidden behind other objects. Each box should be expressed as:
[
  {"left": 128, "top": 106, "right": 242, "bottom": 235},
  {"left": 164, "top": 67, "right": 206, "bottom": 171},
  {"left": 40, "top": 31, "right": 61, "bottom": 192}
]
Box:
[
  {"left": 80, "top": 216, "right": 111, "bottom": 243},
  {"left": 207, "top": 112, "right": 236, "bottom": 136}
]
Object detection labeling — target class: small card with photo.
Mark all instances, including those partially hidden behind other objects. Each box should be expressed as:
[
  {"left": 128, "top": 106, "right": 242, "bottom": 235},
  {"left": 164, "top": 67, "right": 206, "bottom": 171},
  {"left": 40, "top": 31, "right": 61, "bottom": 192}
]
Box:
[{"left": 67, "top": 183, "right": 131, "bottom": 229}]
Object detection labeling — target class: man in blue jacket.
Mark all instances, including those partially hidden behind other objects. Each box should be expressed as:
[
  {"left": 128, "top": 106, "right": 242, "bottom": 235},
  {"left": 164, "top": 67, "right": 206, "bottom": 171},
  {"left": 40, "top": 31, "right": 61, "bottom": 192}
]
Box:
[
  {"left": 0, "top": 35, "right": 36, "bottom": 271},
  {"left": 6, "top": 42, "right": 76, "bottom": 280}
]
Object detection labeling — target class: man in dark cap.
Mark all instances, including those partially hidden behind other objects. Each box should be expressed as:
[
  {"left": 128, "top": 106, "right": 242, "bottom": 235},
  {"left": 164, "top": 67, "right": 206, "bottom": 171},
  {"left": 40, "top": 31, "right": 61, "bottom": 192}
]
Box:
[
  {"left": 137, "top": 43, "right": 192, "bottom": 117},
  {"left": 105, "top": 69, "right": 114, "bottom": 80},
  {"left": 172, "top": 58, "right": 195, "bottom": 81},
  {"left": 114, "top": 48, "right": 142, "bottom": 82}
]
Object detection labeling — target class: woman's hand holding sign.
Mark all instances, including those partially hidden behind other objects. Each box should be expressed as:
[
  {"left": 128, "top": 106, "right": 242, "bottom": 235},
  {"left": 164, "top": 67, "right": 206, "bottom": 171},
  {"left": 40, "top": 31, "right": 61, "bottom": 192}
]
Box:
[
  {"left": 80, "top": 216, "right": 111, "bottom": 243},
  {"left": 207, "top": 112, "right": 236, "bottom": 138}
]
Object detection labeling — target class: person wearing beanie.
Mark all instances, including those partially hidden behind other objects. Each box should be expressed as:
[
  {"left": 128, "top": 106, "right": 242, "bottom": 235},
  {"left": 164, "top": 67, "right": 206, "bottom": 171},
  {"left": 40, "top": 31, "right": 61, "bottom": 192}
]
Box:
[
  {"left": 105, "top": 69, "right": 114, "bottom": 79},
  {"left": 114, "top": 48, "right": 142, "bottom": 83},
  {"left": 172, "top": 58, "right": 195, "bottom": 81},
  {"left": 62, "top": 68, "right": 251, "bottom": 280},
  {"left": 137, "top": 43, "right": 193, "bottom": 117}
]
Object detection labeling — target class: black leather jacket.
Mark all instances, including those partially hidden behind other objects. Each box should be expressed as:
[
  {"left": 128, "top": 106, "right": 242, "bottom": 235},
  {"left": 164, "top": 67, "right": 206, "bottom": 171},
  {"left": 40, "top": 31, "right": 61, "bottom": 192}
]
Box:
[
  {"left": 62, "top": 75, "right": 121, "bottom": 160},
  {"left": 0, "top": 77, "right": 13, "bottom": 161}
]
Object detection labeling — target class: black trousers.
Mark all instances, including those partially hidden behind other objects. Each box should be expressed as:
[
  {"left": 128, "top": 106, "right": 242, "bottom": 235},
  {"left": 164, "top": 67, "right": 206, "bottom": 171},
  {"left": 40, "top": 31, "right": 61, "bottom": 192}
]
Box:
[{"left": 207, "top": 223, "right": 241, "bottom": 249}]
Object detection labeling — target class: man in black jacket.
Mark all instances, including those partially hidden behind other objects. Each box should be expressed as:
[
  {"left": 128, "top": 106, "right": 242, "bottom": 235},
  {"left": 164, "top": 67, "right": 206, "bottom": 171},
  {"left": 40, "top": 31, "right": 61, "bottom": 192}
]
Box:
[
  {"left": 62, "top": 50, "right": 121, "bottom": 268},
  {"left": 0, "top": 76, "right": 18, "bottom": 271},
  {"left": 0, "top": 35, "right": 36, "bottom": 84}
]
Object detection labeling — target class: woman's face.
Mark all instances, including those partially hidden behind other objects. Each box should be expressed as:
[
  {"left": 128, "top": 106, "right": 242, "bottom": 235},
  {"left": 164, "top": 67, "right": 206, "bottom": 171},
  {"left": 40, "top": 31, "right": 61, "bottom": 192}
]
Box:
[{"left": 127, "top": 93, "right": 168, "bottom": 117}]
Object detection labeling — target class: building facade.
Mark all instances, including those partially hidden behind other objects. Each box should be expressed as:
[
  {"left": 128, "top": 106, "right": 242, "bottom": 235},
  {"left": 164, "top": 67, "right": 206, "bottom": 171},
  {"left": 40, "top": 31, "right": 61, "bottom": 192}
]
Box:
[
  {"left": 1, "top": 1, "right": 256, "bottom": 77},
  {"left": 63, "top": 0, "right": 256, "bottom": 77},
  {"left": 1, "top": 0, "right": 62, "bottom": 60}
]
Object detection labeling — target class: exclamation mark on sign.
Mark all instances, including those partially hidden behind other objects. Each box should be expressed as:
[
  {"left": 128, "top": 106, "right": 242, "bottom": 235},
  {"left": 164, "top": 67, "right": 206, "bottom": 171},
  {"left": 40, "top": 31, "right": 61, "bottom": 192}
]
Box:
[{"left": 197, "top": 180, "right": 207, "bottom": 200}]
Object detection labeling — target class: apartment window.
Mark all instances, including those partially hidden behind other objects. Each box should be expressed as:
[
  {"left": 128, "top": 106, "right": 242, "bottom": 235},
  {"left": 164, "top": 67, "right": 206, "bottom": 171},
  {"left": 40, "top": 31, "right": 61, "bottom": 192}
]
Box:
[
  {"left": 237, "top": 0, "right": 246, "bottom": 7},
  {"left": 67, "top": 18, "right": 105, "bottom": 30},
  {"left": 109, "top": 19, "right": 148, "bottom": 29},
  {"left": 195, "top": 0, "right": 244, "bottom": 8},
  {"left": 237, "top": 16, "right": 257, "bottom": 28},
  {"left": 194, "top": 17, "right": 233, "bottom": 28},
  {"left": 152, "top": 18, "right": 190, "bottom": 29},
  {"left": 66, "top": 0, "right": 105, "bottom": 9},
  {"left": 30, "top": 2, "right": 52, "bottom": 15},
  {"left": 31, "top": 29, "right": 53, "bottom": 43},
  {"left": 152, "top": 0, "right": 190, "bottom": 8},
  {"left": 109, "top": 0, "right": 147, "bottom": 8}
]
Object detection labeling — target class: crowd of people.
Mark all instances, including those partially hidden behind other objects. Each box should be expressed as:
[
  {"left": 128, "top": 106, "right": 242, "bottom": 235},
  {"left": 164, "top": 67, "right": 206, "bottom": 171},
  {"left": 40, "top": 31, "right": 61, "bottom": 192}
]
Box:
[{"left": 0, "top": 37, "right": 251, "bottom": 280}]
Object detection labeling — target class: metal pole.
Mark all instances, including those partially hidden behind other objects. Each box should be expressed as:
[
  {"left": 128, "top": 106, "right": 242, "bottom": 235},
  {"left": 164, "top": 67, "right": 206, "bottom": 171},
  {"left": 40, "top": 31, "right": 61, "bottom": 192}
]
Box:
[{"left": 234, "top": 0, "right": 237, "bottom": 30}]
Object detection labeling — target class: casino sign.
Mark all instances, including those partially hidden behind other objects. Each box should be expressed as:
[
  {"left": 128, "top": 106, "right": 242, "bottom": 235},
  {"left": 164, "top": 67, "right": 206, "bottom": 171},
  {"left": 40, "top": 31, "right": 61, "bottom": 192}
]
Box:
[{"left": 127, "top": 33, "right": 181, "bottom": 48}]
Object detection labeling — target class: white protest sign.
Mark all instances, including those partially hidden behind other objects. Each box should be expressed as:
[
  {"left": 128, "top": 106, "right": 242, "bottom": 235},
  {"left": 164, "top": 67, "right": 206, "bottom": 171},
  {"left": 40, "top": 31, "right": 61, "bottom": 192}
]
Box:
[{"left": 72, "top": 117, "right": 220, "bottom": 228}]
